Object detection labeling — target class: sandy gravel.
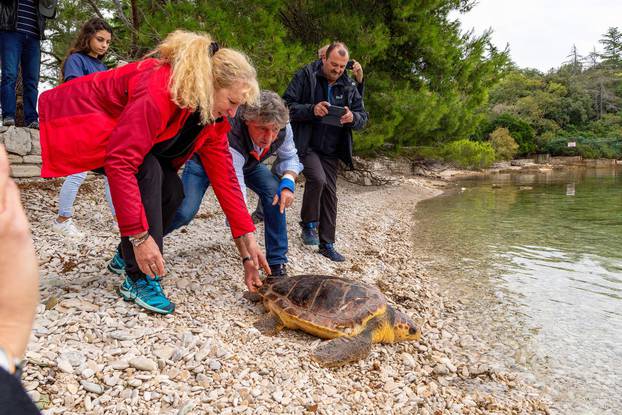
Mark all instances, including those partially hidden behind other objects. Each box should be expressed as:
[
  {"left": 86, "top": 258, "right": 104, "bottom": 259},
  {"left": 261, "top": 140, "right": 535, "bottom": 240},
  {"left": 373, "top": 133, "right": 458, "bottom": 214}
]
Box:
[{"left": 17, "top": 168, "right": 550, "bottom": 414}]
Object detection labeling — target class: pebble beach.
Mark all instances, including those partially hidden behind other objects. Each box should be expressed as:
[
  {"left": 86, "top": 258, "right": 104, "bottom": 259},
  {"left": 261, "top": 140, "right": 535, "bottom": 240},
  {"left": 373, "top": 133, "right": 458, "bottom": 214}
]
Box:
[{"left": 17, "top": 166, "right": 551, "bottom": 414}]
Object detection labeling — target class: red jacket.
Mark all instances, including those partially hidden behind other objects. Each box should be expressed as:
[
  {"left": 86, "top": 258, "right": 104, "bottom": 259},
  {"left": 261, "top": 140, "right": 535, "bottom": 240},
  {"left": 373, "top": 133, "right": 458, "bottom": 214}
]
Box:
[{"left": 39, "top": 58, "right": 254, "bottom": 238}]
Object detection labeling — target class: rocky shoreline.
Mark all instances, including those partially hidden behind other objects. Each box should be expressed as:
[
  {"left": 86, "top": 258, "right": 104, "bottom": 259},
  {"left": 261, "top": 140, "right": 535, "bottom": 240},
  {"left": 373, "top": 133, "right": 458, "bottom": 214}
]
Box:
[{"left": 18, "top": 167, "right": 550, "bottom": 414}]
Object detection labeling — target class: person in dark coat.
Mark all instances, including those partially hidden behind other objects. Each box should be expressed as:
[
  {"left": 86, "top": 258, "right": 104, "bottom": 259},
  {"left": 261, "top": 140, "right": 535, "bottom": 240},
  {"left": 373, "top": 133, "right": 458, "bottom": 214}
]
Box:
[{"left": 283, "top": 42, "right": 368, "bottom": 261}]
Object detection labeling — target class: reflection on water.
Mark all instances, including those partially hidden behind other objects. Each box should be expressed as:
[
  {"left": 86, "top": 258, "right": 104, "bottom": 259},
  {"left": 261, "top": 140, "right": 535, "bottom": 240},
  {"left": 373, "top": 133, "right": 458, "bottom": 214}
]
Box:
[{"left": 414, "top": 167, "right": 622, "bottom": 414}]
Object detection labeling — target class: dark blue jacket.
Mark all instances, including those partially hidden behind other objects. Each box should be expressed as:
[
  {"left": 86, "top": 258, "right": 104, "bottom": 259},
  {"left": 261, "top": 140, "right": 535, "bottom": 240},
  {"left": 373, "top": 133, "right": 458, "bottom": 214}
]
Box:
[{"left": 283, "top": 60, "right": 368, "bottom": 168}]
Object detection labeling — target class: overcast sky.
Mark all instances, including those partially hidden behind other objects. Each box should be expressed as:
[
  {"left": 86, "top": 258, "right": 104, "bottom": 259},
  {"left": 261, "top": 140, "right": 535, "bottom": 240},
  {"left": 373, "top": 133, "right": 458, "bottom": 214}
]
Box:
[{"left": 453, "top": 0, "right": 622, "bottom": 72}]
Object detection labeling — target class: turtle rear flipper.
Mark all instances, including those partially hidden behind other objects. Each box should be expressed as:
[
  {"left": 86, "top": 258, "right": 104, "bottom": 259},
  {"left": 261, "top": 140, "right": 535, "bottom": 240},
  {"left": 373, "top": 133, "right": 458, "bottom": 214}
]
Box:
[
  {"left": 254, "top": 313, "right": 284, "bottom": 335},
  {"left": 311, "top": 331, "right": 373, "bottom": 368}
]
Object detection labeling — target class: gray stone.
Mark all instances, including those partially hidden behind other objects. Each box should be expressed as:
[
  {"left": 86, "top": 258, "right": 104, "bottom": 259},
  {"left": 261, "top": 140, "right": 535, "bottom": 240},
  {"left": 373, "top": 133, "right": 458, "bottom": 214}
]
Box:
[
  {"left": 81, "top": 380, "right": 105, "bottom": 395},
  {"left": 208, "top": 359, "right": 221, "bottom": 371},
  {"left": 176, "top": 278, "right": 191, "bottom": 289},
  {"left": 177, "top": 401, "right": 196, "bottom": 415},
  {"left": 109, "top": 360, "right": 129, "bottom": 370},
  {"left": 129, "top": 357, "right": 157, "bottom": 372},
  {"left": 433, "top": 364, "right": 449, "bottom": 376},
  {"left": 59, "top": 351, "right": 86, "bottom": 367},
  {"left": 28, "top": 390, "right": 40, "bottom": 403},
  {"left": 81, "top": 368, "right": 95, "bottom": 379},
  {"left": 10, "top": 164, "right": 40, "bottom": 178},
  {"left": 4, "top": 127, "right": 31, "bottom": 155},
  {"left": 23, "top": 155, "right": 42, "bottom": 164},
  {"left": 194, "top": 348, "right": 209, "bottom": 362},
  {"left": 153, "top": 346, "right": 174, "bottom": 361},
  {"left": 103, "top": 375, "right": 119, "bottom": 386},
  {"left": 272, "top": 390, "right": 283, "bottom": 403},
  {"left": 7, "top": 154, "right": 22, "bottom": 163},
  {"left": 30, "top": 129, "right": 41, "bottom": 155},
  {"left": 127, "top": 378, "right": 142, "bottom": 387},
  {"left": 84, "top": 395, "right": 93, "bottom": 411},
  {"left": 56, "top": 359, "right": 74, "bottom": 374}
]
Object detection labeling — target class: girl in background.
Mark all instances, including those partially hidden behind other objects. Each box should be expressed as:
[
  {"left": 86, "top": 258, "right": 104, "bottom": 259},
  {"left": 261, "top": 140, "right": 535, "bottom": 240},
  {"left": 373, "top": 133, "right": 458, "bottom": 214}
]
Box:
[{"left": 51, "top": 17, "right": 115, "bottom": 237}]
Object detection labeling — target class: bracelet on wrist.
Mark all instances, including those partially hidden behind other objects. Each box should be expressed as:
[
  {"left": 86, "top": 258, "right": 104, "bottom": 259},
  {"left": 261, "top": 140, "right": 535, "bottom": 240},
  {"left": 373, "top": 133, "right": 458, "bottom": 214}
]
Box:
[{"left": 129, "top": 232, "right": 149, "bottom": 247}]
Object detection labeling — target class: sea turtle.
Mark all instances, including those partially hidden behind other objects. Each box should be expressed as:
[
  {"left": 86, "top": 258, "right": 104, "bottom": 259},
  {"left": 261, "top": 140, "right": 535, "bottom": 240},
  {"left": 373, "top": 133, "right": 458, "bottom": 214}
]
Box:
[{"left": 253, "top": 274, "right": 421, "bottom": 367}]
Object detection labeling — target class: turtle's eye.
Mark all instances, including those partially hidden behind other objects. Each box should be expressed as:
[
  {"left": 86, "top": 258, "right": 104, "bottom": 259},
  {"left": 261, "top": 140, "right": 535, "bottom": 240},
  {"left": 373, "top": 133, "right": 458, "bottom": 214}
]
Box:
[{"left": 409, "top": 326, "right": 418, "bottom": 335}]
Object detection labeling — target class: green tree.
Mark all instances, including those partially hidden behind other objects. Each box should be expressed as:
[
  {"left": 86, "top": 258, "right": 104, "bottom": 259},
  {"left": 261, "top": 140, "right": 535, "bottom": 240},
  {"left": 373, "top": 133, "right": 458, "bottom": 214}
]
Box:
[
  {"left": 278, "top": 0, "right": 509, "bottom": 149},
  {"left": 599, "top": 27, "right": 622, "bottom": 67},
  {"left": 488, "top": 127, "right": 518, "bottom": 160},
  {"left": 44, "top": 0, "right": 509, "bottom": 152},
  {"left": 482, "top": 113, "right": 536, "bottom": 156}
]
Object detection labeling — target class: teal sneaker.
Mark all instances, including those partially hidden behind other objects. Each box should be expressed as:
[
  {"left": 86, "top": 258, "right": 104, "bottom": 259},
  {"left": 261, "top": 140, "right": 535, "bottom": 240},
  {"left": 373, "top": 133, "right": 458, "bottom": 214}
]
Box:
[
  {"left": 118, "top": 275, "right": 175, "bottom": 314},
  {"left": 107, "top": 250, "right": 126, "bottom": 275}
]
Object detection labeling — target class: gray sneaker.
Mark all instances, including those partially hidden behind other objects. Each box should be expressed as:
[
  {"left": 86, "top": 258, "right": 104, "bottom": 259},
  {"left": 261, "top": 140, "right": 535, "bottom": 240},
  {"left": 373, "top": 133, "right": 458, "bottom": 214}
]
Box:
[
  {"left": 26, "top": 121, "right": 39, "bottom": 129},
  {"left": 2, "top": 117, "right": 15, "bottom": 127}
]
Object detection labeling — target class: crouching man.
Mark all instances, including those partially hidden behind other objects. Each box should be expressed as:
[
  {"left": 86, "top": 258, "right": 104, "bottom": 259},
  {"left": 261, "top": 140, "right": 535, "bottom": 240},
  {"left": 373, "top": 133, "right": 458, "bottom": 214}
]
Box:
[{"left": 166, "top": 90, "right": 303, "bottom": 277}]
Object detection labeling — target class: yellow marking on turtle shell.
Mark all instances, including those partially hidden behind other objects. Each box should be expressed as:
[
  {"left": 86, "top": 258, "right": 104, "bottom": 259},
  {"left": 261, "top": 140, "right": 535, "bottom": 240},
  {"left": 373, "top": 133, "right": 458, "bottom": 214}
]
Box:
[{"left": 268, "top": 301, "right": 391, "bottom": 342}]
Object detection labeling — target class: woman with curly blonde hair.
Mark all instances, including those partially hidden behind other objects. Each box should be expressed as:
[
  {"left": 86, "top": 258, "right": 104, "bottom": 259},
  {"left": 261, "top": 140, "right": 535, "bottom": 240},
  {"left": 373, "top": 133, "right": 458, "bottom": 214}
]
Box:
[{"left": 39, "top": 30, "right": 268, "bottom": 315}]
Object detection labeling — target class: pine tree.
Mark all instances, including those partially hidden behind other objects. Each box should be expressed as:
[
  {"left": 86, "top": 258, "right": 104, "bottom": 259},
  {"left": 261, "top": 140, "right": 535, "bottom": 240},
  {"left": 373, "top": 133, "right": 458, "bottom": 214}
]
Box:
[{"left": 599, "top": 27, "right": 622, "bottom": 67}]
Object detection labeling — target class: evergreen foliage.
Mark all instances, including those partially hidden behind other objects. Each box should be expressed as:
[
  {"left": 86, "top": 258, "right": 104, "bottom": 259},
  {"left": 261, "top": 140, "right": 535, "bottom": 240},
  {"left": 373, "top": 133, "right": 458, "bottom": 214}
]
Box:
[
  {"left": 47, "top": 2, "right": 622, "bottom": 161},
  {"left": 42, "top": 0, "right": 509, "bottom": 153}
]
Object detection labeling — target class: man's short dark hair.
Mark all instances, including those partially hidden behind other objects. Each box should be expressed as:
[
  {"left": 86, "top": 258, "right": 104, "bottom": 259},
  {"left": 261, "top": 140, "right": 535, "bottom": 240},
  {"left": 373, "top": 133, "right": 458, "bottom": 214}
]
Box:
[{"left": 325, "top": 42, "right": 349, "bottom": 59}]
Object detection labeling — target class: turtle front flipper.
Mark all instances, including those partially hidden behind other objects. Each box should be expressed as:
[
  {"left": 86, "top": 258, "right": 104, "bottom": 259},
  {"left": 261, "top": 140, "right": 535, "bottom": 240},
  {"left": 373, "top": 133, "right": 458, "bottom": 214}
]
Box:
[
  {"left": 243, "top": 291, "right": 262, "bottom": 303},
  {"left": 254, "top": 313, "right": 284, "bottom": 335},
  {"left": 311, "top": 331, "right": 373, "bottom": 368}
]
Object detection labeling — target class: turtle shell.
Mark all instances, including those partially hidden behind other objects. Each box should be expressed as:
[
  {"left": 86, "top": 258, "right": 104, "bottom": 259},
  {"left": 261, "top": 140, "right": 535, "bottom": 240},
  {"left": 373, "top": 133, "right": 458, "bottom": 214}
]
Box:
[{"left": 259, "top": 275, "right": 387, "bottom": 338}]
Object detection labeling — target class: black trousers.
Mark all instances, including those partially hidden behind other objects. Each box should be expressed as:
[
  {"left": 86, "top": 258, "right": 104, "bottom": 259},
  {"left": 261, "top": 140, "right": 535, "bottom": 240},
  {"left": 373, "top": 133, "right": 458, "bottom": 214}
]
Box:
[
  {"left": 119, "top": 153, "right": 185, "bottom": 281},
  {"left": 300, "top": 150, "right": 339, "bottom": 244}
]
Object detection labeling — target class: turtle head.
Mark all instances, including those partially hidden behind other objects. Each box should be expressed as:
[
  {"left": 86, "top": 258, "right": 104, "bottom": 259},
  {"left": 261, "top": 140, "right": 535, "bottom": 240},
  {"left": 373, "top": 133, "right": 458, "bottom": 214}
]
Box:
[{"left": 393, "top": 310, "right": 421, "bottom": 342}]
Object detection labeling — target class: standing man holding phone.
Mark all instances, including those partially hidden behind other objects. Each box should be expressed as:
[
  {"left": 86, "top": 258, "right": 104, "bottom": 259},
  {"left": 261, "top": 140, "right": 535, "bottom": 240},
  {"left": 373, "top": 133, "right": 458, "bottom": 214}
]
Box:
[{"left": 284, "top": 42, "right": 368, "bottom": 261}]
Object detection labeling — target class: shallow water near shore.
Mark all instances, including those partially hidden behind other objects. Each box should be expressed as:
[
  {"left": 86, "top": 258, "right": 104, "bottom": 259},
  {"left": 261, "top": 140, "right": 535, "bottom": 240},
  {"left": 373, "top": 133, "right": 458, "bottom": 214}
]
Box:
[{"left": 413, "top": 166, "right": 622, "bottom": 414}]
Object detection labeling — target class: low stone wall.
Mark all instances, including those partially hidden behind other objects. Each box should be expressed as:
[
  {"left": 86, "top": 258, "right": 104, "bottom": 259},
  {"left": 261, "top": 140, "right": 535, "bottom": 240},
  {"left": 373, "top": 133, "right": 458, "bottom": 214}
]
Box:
[{"left": 0, "top": 126, "right": 42, "bottom": 178}]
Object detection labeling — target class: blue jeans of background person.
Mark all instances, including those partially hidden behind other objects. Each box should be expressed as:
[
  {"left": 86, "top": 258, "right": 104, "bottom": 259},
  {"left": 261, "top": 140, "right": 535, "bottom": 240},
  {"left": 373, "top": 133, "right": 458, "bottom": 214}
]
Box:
[
  {"left": 0, "top": 32, "right": 41, "bottom": 123},
  {"left": 57, "top": 172, "right": 116, "bottom": 217},
  {"left": 166, "top": 158, "right": 288, "bottom": 266}
]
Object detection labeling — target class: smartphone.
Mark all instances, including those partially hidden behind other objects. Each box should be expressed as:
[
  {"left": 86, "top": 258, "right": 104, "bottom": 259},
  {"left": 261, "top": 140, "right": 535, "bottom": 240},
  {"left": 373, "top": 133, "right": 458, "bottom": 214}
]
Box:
[
  {"left": 321, "top": 105, "right": 347, "bottom": 127},
  {"left": 346, "top": 60, "right": 354, "bottom": 70}
]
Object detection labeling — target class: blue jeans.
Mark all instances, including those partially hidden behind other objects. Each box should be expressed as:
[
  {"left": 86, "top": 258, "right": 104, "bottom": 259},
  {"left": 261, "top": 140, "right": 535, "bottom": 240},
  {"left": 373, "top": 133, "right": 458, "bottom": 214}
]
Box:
[
  {"left": 58, "top": 172, "right": 116, "bottom": 217},
  {"left": 0, "top": 32, "right": 41, "bottom": 123},
  {"left": 166, "top": 158, "right": 288, "bottom": 266}
]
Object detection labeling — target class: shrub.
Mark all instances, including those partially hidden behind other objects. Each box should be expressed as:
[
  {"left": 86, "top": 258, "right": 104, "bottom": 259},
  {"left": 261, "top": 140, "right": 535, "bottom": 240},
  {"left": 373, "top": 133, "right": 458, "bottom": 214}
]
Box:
[
  {"left": 489, "top": 127, "right": 519, "bottom": 160},
  {"left": 440, "top": 139, "right": 496, "bottom": 169},
  {"left": 542, "top": 136, "right": 622, "bottom": 158},
  {"left": 479, "top": 113, "right": 536, "bottom": 156}
]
